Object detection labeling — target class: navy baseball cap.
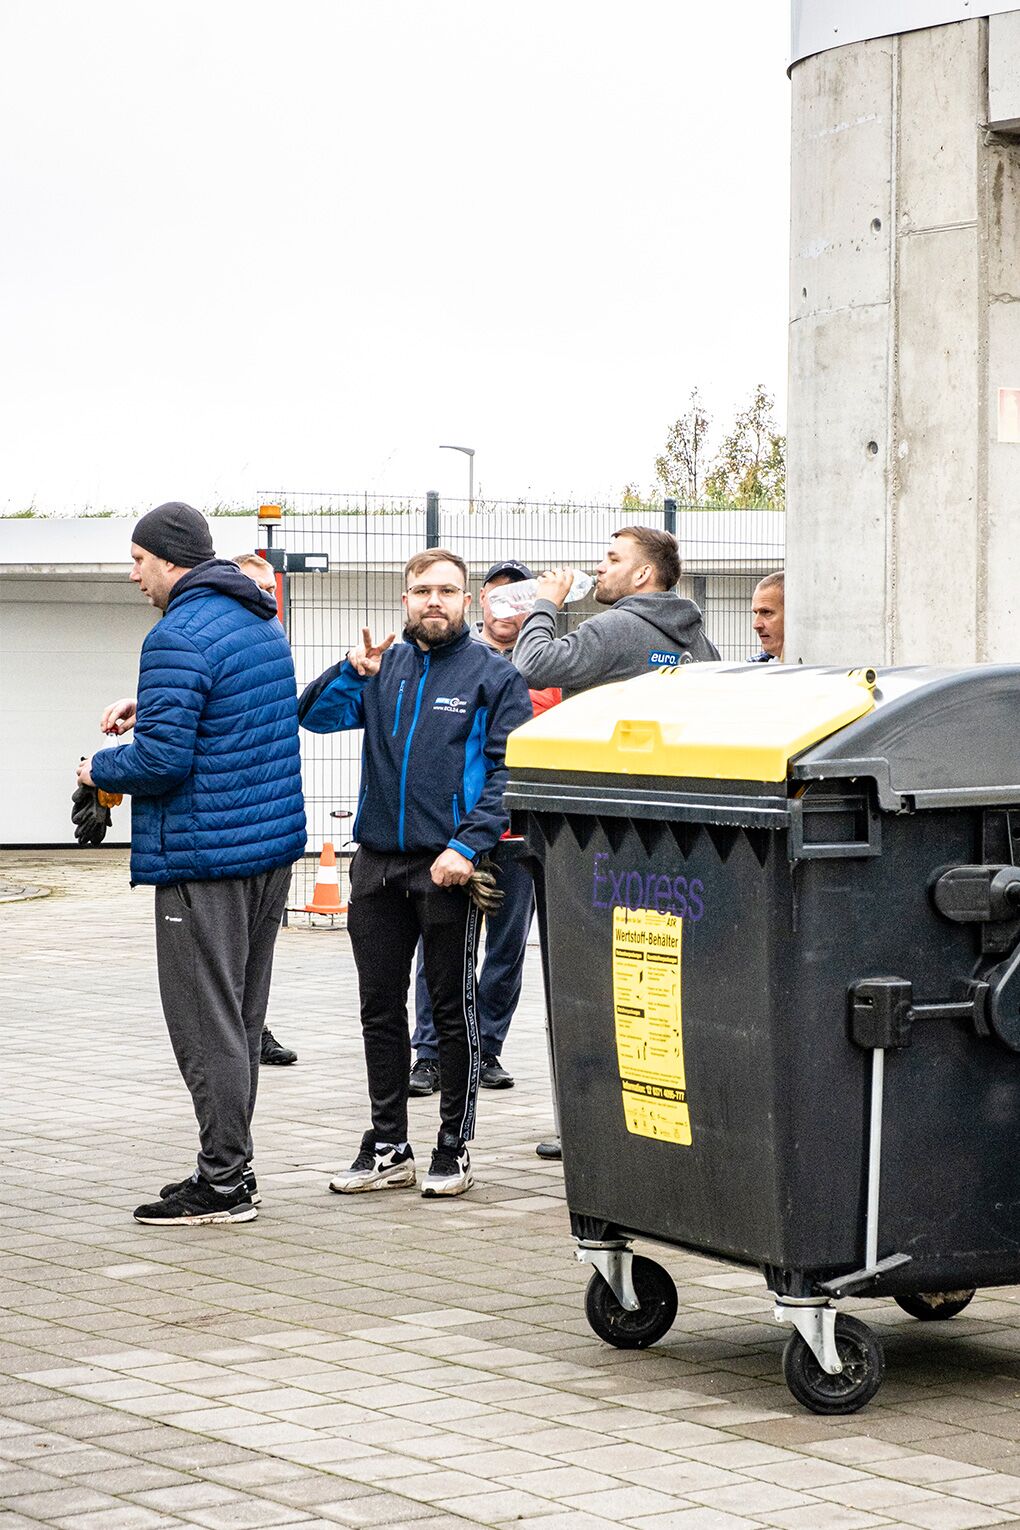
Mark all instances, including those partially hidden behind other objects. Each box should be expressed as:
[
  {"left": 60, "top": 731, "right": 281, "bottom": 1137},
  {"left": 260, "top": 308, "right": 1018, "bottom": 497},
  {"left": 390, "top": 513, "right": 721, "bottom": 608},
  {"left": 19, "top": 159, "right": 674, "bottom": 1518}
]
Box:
[{"left": 482, "top": 559, "right": 534, "bottom": 585}]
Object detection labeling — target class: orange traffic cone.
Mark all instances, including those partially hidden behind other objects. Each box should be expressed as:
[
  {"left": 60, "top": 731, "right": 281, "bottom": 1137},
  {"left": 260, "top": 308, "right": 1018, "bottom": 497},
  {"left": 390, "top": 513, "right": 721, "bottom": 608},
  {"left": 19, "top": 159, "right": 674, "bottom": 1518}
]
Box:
[{"left": 305, "top": 842, "right": 345, "bottom": 915}]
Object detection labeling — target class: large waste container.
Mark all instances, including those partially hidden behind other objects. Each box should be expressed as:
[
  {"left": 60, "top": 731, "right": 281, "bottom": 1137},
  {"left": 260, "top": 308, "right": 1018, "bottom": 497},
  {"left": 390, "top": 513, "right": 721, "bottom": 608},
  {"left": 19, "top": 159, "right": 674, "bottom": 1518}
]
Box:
[{"left": 505, "top": 662, "right": 1020, "bottom": 1413}]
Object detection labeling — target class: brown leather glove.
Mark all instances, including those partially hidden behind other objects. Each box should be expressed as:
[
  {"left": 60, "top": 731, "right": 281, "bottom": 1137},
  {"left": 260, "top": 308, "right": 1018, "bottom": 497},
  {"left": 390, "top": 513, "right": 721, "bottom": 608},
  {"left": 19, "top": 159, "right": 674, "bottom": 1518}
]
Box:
[{"left": 467, "top": 855, "right": 504, "bottom": 915}]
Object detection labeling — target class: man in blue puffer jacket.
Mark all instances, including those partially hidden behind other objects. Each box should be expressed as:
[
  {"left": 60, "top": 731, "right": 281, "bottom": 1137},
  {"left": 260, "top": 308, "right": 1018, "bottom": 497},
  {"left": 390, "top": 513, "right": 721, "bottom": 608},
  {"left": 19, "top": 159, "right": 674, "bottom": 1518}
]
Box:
[
  {"left": 78, "top": 503, "right": 306, "bottom": 1227},
  {"left": 299, "top": 547, "right": 533, "bottom": 1198}
]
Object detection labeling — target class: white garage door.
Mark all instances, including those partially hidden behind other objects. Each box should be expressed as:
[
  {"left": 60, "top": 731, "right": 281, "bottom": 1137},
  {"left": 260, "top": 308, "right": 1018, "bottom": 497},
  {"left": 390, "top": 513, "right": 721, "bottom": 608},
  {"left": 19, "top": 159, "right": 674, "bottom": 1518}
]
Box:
[{"left": 0, "top": 577, "right": 156, "bottom": 845}]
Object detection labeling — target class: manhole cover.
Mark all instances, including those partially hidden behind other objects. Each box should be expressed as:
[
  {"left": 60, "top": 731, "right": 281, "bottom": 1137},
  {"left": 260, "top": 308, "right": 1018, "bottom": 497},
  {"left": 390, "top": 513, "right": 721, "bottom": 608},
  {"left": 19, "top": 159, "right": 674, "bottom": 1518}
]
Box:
[{"left": 0, "top": 883, "right": 50, "bottom": 903}]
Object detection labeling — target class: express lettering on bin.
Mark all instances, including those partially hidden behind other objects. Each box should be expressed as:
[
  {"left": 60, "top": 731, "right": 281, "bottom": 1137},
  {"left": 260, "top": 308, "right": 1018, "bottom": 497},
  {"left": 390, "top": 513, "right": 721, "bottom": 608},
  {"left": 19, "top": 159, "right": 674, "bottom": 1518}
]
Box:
[{"left": 592, "top": 852, "right": 705, "bottom": 920}]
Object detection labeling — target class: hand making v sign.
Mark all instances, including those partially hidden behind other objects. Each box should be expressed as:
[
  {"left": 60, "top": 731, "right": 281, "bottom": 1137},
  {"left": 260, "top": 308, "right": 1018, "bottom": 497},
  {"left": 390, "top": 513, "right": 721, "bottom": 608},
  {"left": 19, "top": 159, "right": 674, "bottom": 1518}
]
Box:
[{"left": 348, "top": 627, "right": 395, "bottom": 677}]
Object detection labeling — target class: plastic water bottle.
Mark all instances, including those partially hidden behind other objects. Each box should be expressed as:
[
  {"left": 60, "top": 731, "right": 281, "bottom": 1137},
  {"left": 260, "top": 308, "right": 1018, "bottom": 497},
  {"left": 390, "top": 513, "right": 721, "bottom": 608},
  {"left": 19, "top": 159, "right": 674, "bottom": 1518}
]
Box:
[{"left": 487, "top": 569, "right": 594, "bottom": 617}]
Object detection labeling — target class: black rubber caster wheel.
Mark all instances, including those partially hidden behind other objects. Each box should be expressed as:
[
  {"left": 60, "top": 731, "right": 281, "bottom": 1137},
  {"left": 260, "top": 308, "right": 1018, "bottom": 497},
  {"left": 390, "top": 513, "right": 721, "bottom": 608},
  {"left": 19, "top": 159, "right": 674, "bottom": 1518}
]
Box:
[
  {"left": 782, "top": 1314, "right": 884, "bottom": 1414},
  {"left": 584, "top": 1256, "right": 678, "bottom": 1349},
  {"left": 894, "top": 1289, "right": 975, "bottom": 1321}
]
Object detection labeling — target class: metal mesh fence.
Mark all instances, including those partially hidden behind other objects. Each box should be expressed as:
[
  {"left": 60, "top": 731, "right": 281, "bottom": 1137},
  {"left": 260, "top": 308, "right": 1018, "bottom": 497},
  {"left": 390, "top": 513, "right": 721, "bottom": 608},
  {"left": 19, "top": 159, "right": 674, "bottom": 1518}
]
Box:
[{"left": 259, "top": 492, "right": 785, "bottom": 910}]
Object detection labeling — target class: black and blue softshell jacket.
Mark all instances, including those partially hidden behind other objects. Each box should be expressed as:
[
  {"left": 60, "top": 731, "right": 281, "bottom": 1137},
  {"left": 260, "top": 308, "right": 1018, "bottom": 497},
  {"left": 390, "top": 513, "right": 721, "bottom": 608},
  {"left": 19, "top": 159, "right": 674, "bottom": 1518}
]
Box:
[{"left": 298, "top": 628, "right": 533, "bottom": 863}]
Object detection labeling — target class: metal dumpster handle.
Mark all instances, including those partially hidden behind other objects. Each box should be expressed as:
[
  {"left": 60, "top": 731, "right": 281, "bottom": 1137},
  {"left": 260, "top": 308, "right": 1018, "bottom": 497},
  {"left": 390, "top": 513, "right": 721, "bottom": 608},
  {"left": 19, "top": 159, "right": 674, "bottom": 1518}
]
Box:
[
  {"left": 849, "top": 968, "right": 1020, "bottom": 1055},
  {"left": 933, "top": 864, "right": 1020, "bottom": 924}
]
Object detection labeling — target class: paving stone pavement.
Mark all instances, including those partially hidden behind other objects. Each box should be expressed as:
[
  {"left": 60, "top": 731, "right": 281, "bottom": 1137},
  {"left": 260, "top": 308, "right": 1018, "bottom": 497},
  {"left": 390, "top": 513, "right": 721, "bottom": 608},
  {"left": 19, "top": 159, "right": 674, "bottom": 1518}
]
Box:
[{"left": 9, "top": 850, "right": 1020, "bottom": 1529}]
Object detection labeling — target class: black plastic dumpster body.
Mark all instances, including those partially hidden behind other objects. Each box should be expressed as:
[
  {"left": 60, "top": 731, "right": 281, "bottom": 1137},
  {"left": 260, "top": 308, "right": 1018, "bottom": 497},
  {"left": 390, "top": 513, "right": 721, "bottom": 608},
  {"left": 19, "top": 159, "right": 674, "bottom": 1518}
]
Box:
[{"left": 505, "top": 663, "right": 1020, "bottom": 1411}]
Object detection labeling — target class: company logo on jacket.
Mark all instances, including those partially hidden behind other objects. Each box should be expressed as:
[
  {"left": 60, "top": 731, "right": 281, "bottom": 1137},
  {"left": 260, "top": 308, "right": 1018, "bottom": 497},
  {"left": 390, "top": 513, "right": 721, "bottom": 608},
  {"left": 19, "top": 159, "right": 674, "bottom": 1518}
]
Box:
[
  {"left": 649, "top": 650, "right": 693, "bottom": 668},
  {"left": 433, "top": 695, "right": 468, "bottom": 714}
]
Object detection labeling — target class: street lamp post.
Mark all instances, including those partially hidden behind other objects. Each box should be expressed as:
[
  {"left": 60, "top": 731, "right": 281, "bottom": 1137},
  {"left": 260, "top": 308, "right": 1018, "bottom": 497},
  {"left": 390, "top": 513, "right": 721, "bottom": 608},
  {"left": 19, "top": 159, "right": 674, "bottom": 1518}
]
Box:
[{"left": 439, "top": 444, "right": 475, "bottom": 513}]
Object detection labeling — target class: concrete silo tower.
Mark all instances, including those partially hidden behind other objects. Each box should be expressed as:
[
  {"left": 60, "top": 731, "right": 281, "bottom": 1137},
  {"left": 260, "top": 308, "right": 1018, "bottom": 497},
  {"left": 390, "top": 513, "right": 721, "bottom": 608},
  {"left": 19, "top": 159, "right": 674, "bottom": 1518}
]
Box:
[{"left": 786, "top": 2, "right": 1020, "bottom": 664}]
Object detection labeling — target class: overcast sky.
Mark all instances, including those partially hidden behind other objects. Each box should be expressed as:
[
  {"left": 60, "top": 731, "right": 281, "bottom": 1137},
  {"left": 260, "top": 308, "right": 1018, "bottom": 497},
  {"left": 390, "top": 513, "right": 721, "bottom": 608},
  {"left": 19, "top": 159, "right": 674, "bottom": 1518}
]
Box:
[{"left": 0, "top": 2, "right": 791, "bottom": 514}]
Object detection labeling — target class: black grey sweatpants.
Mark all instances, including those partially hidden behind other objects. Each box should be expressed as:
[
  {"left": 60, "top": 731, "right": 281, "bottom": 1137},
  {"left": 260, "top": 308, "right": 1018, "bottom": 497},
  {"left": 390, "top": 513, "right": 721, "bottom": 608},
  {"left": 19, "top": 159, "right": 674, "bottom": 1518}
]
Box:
[
  {"left": 346, "top": 847, "right": 481, "bottom": 1146},
  {"left": 153, "top": 864, "right": 292, "bottom": 1187}
]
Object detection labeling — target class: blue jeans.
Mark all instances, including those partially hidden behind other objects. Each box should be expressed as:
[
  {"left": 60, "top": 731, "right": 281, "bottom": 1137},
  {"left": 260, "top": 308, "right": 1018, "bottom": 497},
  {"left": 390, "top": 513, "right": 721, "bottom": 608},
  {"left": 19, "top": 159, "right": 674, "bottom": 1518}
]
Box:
[{"left": 412, "top": 850, "right": 534, "bottom": 1061}]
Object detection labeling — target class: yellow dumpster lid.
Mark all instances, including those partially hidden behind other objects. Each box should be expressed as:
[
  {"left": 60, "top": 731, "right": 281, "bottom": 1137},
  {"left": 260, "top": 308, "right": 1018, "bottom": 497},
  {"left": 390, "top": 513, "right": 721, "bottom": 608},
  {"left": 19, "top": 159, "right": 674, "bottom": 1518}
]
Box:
[{"left": 506, "top": 663, "right": 877, "bottom": 782}]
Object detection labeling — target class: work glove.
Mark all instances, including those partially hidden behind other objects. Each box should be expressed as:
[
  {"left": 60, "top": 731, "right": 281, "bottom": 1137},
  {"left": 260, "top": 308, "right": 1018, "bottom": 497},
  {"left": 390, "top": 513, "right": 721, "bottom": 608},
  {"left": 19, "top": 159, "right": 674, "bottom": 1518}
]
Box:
[
  {"left": 70, "top": 783, "right": 122, "bottom": 847},
  {"left": 467, "top": 855, "right": 504, "bottom": 915}
]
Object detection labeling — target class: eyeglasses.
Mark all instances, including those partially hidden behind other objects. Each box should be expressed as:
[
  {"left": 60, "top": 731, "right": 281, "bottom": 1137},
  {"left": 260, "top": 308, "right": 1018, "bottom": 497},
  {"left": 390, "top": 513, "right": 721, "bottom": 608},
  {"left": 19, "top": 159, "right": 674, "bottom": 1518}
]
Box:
[{"left": 406, "top": 584, "right": 465, "bottom": 598}]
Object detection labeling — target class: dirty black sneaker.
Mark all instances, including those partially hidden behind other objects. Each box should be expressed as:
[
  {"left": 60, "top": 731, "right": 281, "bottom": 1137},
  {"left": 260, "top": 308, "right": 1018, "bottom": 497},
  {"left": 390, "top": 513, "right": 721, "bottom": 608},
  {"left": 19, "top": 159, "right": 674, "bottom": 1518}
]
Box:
[
  {"left": 134, "top": 1175, "right": 257, "bottom": 1226},
  {"left": 421, "top": 1131, "right": 474, "bottom": 1198},
  {"left": 408, "top": 1057, "right": 440, "bottom": 1096},
  {"left": 160, "top": 1166, "right": 260, "bottom": 1206},
  {"left": 261, "top": 1027, "right": 297, "bottom": 1065},
  {"left": 536, "top": 1137, "right": 562, "bottom": 1160},
  {"left": 479, "top": 1054, "right": 514, "bottom": 1089},
  {"left": 329, "top": 1130, "right": 416, "bottom": 1194}
]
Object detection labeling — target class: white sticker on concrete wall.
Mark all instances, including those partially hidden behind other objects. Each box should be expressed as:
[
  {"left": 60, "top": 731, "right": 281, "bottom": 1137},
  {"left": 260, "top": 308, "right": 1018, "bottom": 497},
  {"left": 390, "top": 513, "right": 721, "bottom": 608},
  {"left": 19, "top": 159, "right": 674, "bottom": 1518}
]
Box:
[{"left": 998, "top": 388, "right": 1020, "bottom": 443}]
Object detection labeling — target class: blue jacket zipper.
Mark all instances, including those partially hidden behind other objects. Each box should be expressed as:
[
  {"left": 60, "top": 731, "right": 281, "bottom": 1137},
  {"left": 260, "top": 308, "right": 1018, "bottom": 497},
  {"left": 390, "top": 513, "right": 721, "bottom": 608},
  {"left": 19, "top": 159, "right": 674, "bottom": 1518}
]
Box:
[
  {"left": 391, "top": 679, "right": 406, "bottom": 737},
  {"left": 397, "top": 653, "right": 430, "bottom": 850}
]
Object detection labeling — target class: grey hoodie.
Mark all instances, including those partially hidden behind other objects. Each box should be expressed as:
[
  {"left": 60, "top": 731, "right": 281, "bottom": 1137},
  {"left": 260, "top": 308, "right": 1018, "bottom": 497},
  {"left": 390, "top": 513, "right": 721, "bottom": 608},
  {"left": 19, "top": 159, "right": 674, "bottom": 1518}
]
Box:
[{"left": 512, "top": 592, "right": 720, "bottom": 698}]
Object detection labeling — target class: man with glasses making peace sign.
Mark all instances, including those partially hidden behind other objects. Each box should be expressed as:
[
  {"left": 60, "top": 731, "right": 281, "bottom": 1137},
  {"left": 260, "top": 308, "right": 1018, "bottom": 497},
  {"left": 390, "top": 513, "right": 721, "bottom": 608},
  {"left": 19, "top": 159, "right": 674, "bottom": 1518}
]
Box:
[{"left": 299, "top": 549, "right": 532, "bottom": 1197}]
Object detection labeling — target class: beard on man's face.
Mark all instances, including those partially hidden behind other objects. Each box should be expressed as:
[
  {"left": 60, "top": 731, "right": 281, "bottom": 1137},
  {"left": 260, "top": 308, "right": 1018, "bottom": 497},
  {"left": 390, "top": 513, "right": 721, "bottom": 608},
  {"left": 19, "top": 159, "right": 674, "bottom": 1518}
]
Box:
[{"left": 403, "top": 614, "right": 467, "bottom": 649}]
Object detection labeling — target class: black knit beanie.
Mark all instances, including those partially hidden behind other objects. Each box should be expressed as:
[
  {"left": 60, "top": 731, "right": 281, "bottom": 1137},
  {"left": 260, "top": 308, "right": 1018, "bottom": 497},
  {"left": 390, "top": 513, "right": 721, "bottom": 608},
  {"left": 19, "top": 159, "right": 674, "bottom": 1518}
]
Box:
[{"left": 132, "top": 502, "right": 215, "bottom": 567}]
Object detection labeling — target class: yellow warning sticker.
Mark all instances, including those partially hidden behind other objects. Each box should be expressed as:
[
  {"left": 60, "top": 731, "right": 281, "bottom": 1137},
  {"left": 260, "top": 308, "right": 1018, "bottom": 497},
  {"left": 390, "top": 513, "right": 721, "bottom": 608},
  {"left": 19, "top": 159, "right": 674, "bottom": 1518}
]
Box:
[{"left": 612, "top": 907, "right": 691, "bottom": 1145}]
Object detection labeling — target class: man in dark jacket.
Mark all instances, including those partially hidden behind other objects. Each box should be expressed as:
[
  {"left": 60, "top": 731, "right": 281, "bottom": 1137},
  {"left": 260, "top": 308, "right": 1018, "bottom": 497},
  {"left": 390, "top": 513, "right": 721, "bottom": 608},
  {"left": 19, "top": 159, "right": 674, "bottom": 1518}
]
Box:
[
  {"left": 299, "top": 548, "right": 533, "bottom": 1198},
  {"left": 409, "top": 558, "right": 555, "bottom": 1099},
  {"left": 78, "top": 503, "right": 306, "bottom": 1227},
  {"left": 512, "top": 525, "right": 719, "bottom": 695}
]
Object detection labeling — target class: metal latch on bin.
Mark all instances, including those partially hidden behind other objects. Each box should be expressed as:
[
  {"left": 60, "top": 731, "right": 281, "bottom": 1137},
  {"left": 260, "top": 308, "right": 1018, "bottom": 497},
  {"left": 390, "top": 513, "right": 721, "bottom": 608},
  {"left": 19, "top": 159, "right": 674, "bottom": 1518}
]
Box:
[
  {"left": 933, "top": 864, "right": 1020, "bottom": 925},
  {"left": 850, "top": 976, "right": 990, "bottom": 1048},
  {"left": 850, "top": 968, "right": 1020, "bottom": 1054},
  {"left": 933, "top": 862, "right": 1020, "bottom": 956}
]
